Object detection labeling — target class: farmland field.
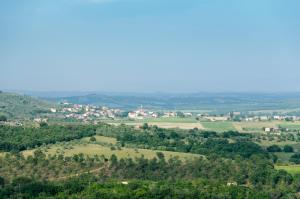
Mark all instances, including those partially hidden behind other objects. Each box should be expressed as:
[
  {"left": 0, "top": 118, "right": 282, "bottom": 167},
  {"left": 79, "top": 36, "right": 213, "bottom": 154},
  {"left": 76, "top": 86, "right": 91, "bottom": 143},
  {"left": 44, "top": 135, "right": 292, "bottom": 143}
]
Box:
[
  {"left": 109, "top": 117, "right": 198, "bottom": 123},
  {"left": 108, "top": 119, "right": 300, "bottom": 132},
  {"left": 279, "top": 123, "right": 300, "bottom": 131},
  {"left": 201, "top": 121, "right": 236, "bottom": 132},
  {"left": 108, "top": 117, "right": 204, "bottom": 129},
  {"left": 275, "top": 165, "right": 300, "bottom": 175},
  {"left": 115, "top": 122, "right": 204, "bottom": 129}
]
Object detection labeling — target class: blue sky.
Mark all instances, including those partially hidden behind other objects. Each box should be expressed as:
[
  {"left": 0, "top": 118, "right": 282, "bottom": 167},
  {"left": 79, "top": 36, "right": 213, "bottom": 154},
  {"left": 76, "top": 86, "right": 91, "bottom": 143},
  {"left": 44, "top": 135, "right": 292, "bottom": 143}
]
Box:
[{"left": 0, "top": 0, "right": 299, "bottom": 92}]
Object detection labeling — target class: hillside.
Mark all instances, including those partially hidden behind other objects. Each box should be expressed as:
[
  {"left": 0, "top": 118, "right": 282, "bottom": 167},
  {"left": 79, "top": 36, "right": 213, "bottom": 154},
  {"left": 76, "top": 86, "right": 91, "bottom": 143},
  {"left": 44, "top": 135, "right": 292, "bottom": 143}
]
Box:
[
  {"left": 0, "top": 92, "right": 53, "bottom": 119},
  {"left": 46, "top": 92, "right": 300, "bottom": 113}
]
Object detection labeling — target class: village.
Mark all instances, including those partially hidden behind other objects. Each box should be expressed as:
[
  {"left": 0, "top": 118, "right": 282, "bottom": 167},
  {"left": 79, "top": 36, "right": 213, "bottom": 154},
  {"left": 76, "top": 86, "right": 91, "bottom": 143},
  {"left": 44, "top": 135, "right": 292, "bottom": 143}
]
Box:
[{"left": 45, "top": 102, "right": 300, "bottom": 124}]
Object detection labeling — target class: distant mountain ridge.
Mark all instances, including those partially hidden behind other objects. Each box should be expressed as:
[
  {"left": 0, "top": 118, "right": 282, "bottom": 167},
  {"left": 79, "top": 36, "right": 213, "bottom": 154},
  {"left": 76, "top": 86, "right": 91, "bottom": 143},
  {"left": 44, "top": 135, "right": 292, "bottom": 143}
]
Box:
[
  {"left": 0, "top": 92, "right": 53, "bottom": 119},
  {"left": 45, "top": 92, "right": 300, "bottom": 113}
]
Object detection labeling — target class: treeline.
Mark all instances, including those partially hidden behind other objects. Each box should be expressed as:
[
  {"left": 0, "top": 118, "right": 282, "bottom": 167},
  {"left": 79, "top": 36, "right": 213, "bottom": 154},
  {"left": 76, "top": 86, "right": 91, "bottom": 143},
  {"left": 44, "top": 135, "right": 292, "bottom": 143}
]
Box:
[
  {"left": 0, "top": 177, "right": 271, "bottom": 199},
  {"left": 0, "top": 151, "right": 297, "bottom": 198},
  {"left": 113, "top": 125, "right": 267, "bottom": 159},
  {"left": 0, "top": 124, "right": 98, "bottom": 151}
]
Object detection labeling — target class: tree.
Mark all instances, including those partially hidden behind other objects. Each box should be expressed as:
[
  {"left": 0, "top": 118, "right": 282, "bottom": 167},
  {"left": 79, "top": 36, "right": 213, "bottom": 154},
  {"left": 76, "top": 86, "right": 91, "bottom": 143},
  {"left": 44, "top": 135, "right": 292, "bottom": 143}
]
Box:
[
  {"left": 290, "top": 153, "right": 300, "bottom": 164},
  {"left": 176, "top": 112, "right": 185, "bottom": 118},
  {"left": 39, "top": 122, "right": 48, "bottom": 128},
  {"left": 90, "top": 136, "right": 96, "bottom": 142},
  {"left": 141, "top": 123, "right": 149, "bottom": 130},
  {"left": 110, "top": 154, "right": 118, "bottom": 166},
  {"left": 266, "top": 145, "right": 282, "bottom": 152},
  {"left": 0, "top": 115, "right": 7, "bottom": 122},
  {"left": 0, "top": 176, "right": 4, "bottom": 187},
  {"left": 283, "top": 145, "right": 294, "bottom": 153},
  {"left": 156, "top": 152, "right": 165, "bottom": 160}
]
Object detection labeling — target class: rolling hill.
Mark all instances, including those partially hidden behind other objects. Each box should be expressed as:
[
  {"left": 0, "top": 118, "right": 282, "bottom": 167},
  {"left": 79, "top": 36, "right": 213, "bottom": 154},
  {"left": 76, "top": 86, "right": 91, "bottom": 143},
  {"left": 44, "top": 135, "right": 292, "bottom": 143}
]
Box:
[
  {"left": 0, "top": 92, "right": 54, "bottom": 119},
  {"left": 45, "top": 92, "right": 300, "bottom": 114}
]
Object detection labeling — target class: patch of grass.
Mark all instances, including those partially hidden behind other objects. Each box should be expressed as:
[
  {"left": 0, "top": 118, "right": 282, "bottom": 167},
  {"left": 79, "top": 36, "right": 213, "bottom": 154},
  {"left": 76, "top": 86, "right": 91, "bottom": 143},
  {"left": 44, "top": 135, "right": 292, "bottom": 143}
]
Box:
[
  {"left": 201, "top": 121, "right": 236, "bottom": 132},
  {"left": 109, "top": 117, "right": 198, "bottom": 123},
  {"left": 82, "top": 135, "right": 117, "bottom": 144},
  {"left": 22, "top": 135, "right": 201, "bottom": 161},
  {"left": 258, "top": 140, "right": 297, "bottom": 147},
  {"left": 234, "top": 121, "right": 281, "bottom": 132},
  {"left": 0, "top": 152, "right": 6, "bottom": 158},
  {"left": 116, "top": 122, "right": 204, "bottom": 130},
  {"left": 23, "top": 144, "right": 201, "bottom": 161},
  {"left": 279, "top": 123, "right": 300, "bottom": 131},
  {"left": 274, "top": 152, "right": 294, "bottom": 163},
  {"left": 109, "top": 117, "right": 204, "bottom": 129},
  {"left": 275, "top": 165, "right": 300, "bottom": 175}
]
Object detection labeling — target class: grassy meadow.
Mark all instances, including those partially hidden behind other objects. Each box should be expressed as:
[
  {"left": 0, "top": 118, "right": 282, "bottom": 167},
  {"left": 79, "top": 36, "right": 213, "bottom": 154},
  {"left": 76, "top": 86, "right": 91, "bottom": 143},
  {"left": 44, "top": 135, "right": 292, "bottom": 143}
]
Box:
[
  {"left": 22, "top": 135, "right": 201, "bottom": 161},
  {"left": 275, "top": 165, "right": 300, "bottom": 175}
]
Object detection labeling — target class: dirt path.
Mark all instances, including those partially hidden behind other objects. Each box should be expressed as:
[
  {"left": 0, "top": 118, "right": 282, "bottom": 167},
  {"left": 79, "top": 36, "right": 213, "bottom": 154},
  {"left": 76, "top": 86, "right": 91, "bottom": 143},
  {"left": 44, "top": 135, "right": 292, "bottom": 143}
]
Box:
[{"left": 49, "top": 165, "right": 107, "bottom": 181}]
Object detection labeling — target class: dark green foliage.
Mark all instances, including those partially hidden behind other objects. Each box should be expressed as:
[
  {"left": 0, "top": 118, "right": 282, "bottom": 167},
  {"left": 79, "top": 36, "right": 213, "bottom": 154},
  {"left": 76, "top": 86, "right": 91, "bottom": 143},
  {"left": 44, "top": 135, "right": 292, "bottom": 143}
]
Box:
[
  {"left": 116, "top": 125, "right": 267, "bottom": 159},
  {"left": 0, "top": 92, "right": 53, "bottom": 119},
  {"left": 141, "top": 123, "right": 149, "bottom": 130},
  {"left": 0, "top": 123, "right": 298, "bottom": 198},
  {"left": 283, "top": 145, "right": 294, "bottom": 153},
  {"left": 0, "top": 115, "right": 7, "bottom": 122},
  {"left": 90, "top": 136, "right": 97, "bottom": 142},
  {"left": 290, "top": 153, "right": 300, "bottom": 164},
  {"left": 0, "top": 125, "right": 98, "bottom": 151},
  {"left": 39, "top": 121, "right": 48, "bottom": 127},
  {"left": 156, "top": 152, "right": 165, "bottom": 160},
  {"left": 0, "top": 177, "right": 4, "bottom": 187},
  {"left": 267, "top": 145, "right": 282, "bottom": 152},
  {"left": 0, "top": 152, "right": 297, "bottom": 198},
  {"left": 0, "top": 178, "right": 272, "bottom": 199}
]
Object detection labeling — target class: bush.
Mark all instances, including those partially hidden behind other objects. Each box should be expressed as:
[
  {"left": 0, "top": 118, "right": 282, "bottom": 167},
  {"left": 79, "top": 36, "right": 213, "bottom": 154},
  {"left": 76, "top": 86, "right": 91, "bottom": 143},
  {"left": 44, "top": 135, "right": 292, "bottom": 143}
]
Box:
[
  {"left": 283, "top": 145, "right": 294, "bottom": 153},
  {"left": 0, "top": 176, "right": 5, "bottom": 187},
  {"left": 39, "top": 122, "right": 48, "bottom": 128},
  {"left": 290, "top": 153, "right": 300, "bottom": 164},
  {"left": 266, "top": 145, "right": 282, "bottom": 152},
  {"left": 0, "top": 115, "right": 7, "bottom": 122},
  {"left": 110, "top": 146, "right": 116, "bottom": 151},
  {"left": 90, "top": 137, "right": 96, "bottom": 142}
]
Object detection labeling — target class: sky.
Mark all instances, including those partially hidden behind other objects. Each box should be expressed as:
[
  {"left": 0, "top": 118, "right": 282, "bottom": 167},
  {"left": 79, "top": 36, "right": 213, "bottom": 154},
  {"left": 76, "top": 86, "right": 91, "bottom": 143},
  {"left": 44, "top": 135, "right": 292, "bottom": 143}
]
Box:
[{"left": 0, "top": 0, "right": 300, "bottom": 93}]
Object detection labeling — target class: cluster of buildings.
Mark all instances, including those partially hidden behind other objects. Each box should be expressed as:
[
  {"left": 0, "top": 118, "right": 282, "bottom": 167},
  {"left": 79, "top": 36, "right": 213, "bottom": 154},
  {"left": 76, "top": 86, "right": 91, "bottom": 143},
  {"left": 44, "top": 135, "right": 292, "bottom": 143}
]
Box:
[
  {"left": 46, "top": 102, "right": 300, "bottom": 123},
  {"left": 127, "top": 106, "right": 159, "bottom": 120},
  {"left": 52, "top": 102, "right": 122, "bottom": 121},
  {"left": 244, "top": 115, "right": 300, "bottom": 122},
  {"left": 127, "top": 106, "right": 184, "bottom": 120}
]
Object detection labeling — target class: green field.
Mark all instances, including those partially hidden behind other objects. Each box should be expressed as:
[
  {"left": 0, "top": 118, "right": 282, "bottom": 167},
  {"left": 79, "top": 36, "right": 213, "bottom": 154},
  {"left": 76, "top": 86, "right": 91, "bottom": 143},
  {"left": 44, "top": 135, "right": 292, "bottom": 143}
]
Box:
[
  {"left": 108, "top": 119, "right": 300, "bottom": 132},
  {"left": 109, "top": 117, "right": 204, "bottom": 129},
  {"left": 274, "top": 152, "right": 294, "bottom": 163},
  {"left": 279, "top": 123, "right": 300, "bottom": 131},
  {"left": 201, "top": 121, "right": 236, "bottom": 132},
  {"left": 275, "top": 165, "right": 300, "bottom": 175},
  {"left": 82, "top": 135, "right": 117, "bottom": 144},
  {"left": 258, "top": 140, "right": 297, "bottom": 147}
]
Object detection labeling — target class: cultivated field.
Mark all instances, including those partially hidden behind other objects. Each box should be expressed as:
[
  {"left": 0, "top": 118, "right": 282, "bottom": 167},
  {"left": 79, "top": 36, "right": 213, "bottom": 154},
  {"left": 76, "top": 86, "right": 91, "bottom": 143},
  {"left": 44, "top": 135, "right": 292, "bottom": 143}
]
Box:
[
  {"left": 117, "top": 122, "right": 204, "bottom": 129},
  {"left": 201, "top": 121, "right": 236, "bottom": 132},
  {"left": 108, "top": 118, "right": 300, "bottom": 133}
]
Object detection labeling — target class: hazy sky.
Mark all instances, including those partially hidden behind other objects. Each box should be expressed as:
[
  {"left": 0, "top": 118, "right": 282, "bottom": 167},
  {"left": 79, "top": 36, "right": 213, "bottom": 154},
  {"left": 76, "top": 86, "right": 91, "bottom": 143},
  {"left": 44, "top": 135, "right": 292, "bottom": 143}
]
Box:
[{"left": 1, "top": 0, "right": 299, "bottom": 92}]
